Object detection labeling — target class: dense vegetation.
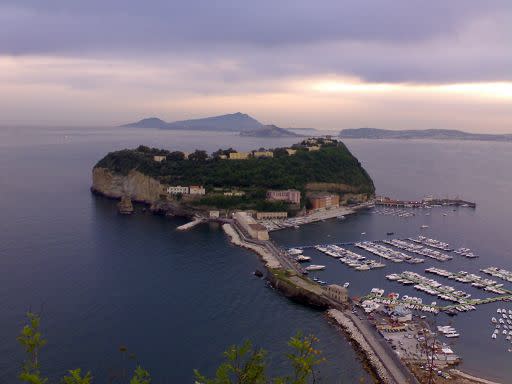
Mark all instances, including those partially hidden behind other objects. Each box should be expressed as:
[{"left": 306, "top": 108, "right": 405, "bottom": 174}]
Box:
[
  {"left": 95, "top": 141, "right": 375, "bottom": 195},
  {"left": 17, "top": 312, "right": 331, "bottom": 384}
]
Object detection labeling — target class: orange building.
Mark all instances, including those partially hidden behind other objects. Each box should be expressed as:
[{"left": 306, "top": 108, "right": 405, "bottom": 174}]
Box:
[{"left": 309, "top": 194, "right": 340, "bottom": 210}]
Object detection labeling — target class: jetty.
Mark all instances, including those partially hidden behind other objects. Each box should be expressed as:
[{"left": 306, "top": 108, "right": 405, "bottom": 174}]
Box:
[
  {"left": 328, "top": 309, "right": 418, "bottom": 384},
  {"left": 375, "top": 196, "right": 476, "bottom": 208},
  {"left": 176, "top": 217, "right": 205, "bottom": 231}
]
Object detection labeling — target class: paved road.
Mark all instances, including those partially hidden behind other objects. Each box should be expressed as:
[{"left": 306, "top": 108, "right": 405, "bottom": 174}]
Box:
[{"left": 348, "top": 309, "right": 419, "bottom": 384}]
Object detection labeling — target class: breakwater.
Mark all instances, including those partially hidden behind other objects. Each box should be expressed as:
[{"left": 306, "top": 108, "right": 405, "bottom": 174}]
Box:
[{"left": 327, "top": 309, "right": 418, "bottom": 384}]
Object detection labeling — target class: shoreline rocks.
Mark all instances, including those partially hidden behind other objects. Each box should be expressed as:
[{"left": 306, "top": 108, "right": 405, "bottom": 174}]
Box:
[{"left": 117, "top": 196, "right": 134, "bottom": 214}]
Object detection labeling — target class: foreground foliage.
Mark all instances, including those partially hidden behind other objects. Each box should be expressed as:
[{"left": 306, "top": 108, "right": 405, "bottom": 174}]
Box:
[
  {"left": 17, "top": 312, "right": 151, "bottom": 384},
  {"left": 17, "top": 313, "right": 326, "bottom": 383},
  {"left": 194, "top": 334, "right": 325, "bottom": 384}
]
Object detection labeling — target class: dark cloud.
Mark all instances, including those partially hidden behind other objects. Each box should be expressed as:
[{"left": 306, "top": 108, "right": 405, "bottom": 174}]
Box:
[{"left": 1, "top": 0, "right": 511, "bottom": 83}]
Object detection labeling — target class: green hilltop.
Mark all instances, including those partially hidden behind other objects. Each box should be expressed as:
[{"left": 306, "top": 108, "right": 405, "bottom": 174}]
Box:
[{"left": 94, "top": 138, "right": 375, "bottom": 210}]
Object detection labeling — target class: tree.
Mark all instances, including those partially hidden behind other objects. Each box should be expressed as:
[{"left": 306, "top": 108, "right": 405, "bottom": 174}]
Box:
[
  {"left": 62, "top": 369, "right": 93, "bottom": 384},
  {"left": 16, "top": 314, "right": 325, "bottom": 384},
  {"left": 129, "top": 366, "right": 151, "bottom": 384},
  {"left": 194, "top": 333, "right": 324, "bottom": 384},
  {"left": 189, "top": 150, "right": 208, "bottom": 162},
  {"left": 17, "top": 313, "right": 151, "bottom": 384},
  {"left": 273, "top": 148, "right": 289, "bottom": 158},
  {"left": 194, "top": 340, "right": 267, "bottom": 384},
  {"left": 168, "top": 151, "right": 185, "bottom": 161},
  {"left": 18, "top": 312, "right": 48, "bottom": 384},
  {"left": 418, "top": 319, "right": 441, "bottom": 384}
]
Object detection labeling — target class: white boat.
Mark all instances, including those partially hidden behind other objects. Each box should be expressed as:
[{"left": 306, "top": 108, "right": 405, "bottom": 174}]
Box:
[
  {"left": 296, "top": 255, "right": 311, "bottom": 262},
  {"left": 420, "top": 225, "right": 429, "bottom": 229},
  {"left": 492, "top": 317, "right": 497, "bottom": 323},
  {"left": 361, "top": 232, "right": 366, "bottom": 235},
  {"left": 492, "top": 333, "right": 497, "bottom": 339},
  {"left": 343, "top": 282, "right": 350, "bottom": 288},
  {"left": 306, "top": 265, "right": 326, "bottom": 271}
]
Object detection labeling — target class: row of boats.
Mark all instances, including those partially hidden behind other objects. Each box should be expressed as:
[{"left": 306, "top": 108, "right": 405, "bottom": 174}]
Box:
[
  {"left": 384, "top": 239, "right": 452, "bottom": 261},
  {"left": 355, "top": 241, "right": 424, "bottom": 263},
  {"left": 409, "top": 235, "right": 454, "bottom": 252},
  {"left": 453, "top": 248, "right": 477, "bottom": 258},
  {"left": 286, "top": 248, "right": 326, "bottom": 271},
  {"left": 481, "top": 267, "right": 512, "bottom": 283},
  {"left": 386, "top": 271, "right": 475, "bottom": 306},
  {"left": 315, "top": 245, "right": 385, "bottom": 270},
  {"left": 372, "top": 208, "right": 415, "bottom": 218},
  {"left": 363, "top": 289, "right": 440, "bottom": 314},
  {"left": 425, "top": 267, "right": 508, "bottom": 294}
]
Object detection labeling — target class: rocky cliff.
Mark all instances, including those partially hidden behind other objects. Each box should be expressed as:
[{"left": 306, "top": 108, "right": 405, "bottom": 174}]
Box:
[{"left": 91, "top": 167, "right": 166, "bottom": 203}]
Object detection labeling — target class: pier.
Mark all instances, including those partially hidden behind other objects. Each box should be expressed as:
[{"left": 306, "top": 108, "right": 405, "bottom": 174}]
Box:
[
  {"left": 176, "top": 217, "right": 205, "bottom": 231},
  {"left": 375, "top": 197, "right": 476, "bottom": 208}
]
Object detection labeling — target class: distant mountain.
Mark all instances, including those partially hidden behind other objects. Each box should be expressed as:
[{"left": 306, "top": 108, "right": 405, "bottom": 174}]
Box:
[
  {"left": 121, "top": 117, "right": 169, "bottom": 129},
  {"left": 339, "top": 128, "right": 512, "bottom": 142},
  {"left": 240, "top": 124, "right": 301, "bottom": 137},
  {"left": 122, "top": 112, "right": 263, "bottom": 132}
]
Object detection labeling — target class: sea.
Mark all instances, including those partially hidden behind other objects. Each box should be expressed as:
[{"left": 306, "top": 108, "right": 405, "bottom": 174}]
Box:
[{"left": 0, "top": 126, "right": 511, "bottom": 383}]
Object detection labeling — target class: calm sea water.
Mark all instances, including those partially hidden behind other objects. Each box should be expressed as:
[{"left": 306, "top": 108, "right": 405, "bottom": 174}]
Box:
[
  {"left": 0, "top": 126, "right": 511, "bottom": 382},
  {"left": 0, "top": 127, "right": 369, "bottom": 383}
]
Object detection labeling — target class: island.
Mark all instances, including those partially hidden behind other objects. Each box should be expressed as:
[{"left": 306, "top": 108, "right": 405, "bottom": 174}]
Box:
[
  {"left": 91, "top": 137, "right": 375, "bottom": 219},
  {"left": 122, "top": 112, "right": 313, "bottom": 137},
  {"left": 122, "top": 112, "right": 267, "bottom": 132},
  {"left": 340, "top": 127, "right": 512, "bottom": 142}
]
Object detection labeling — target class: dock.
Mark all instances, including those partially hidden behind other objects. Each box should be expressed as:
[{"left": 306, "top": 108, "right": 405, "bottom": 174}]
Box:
[
  {"left": 176, "top": 217, "right": 204, "bottom": 231},
  {"left": 375, "top": 197, "right": 476, "bottom": 208}
]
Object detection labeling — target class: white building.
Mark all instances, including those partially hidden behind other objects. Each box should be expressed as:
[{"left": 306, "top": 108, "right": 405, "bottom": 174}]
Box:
[
  {"left": 153, "top": 155, "right": 166, "bottom": 162},
  {"left": 189, "top": 185, "right": 206, "bottom": 195},
  {"left": 256, "top": 211, "right": 288, "bottom": 220},
  {"left": 167, "top": 186, "right": 189, "bottom": 195},
  {"left": 234, "top": 211, "right": 269, "bottom": 241}
]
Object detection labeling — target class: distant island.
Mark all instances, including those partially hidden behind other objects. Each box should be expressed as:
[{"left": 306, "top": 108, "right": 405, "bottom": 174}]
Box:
[
  {"left": 240, "top": 124, "right": 300, "bottom": 138},
  {"left": 122, "top": 112, "right": 263, "bottom": 132},
  {"left": 121, "top": 112, "right": 314, "bottom": 137},
  {"left": 339, "top": 128, "right": 512, "bottom": 142},
  {"left": 91, "top": 138, "right": 374, "bottom": 217}
]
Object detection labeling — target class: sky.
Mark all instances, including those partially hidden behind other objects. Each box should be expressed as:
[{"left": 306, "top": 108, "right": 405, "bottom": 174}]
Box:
[{"left": 1, "top": 0, "right": 512, "bottom": 132}]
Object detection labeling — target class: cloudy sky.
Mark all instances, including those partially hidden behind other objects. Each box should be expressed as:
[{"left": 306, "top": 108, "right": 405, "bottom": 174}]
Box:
[{"left": 1, "top": 0, "right": 511, "bottom": 132}]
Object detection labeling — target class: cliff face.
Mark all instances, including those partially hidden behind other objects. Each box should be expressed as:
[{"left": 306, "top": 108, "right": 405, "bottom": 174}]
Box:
[{"left": 91, "top": 167, "right": 165, "bottom": 203}]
